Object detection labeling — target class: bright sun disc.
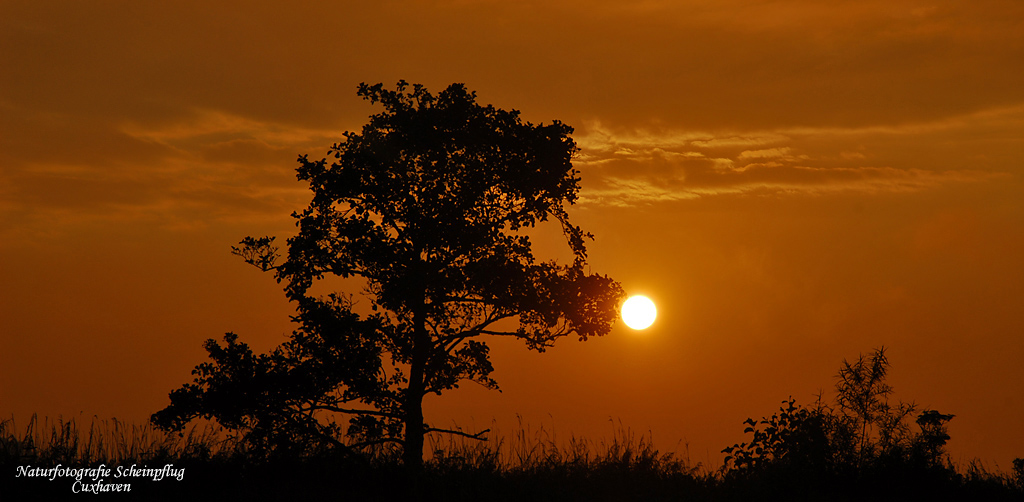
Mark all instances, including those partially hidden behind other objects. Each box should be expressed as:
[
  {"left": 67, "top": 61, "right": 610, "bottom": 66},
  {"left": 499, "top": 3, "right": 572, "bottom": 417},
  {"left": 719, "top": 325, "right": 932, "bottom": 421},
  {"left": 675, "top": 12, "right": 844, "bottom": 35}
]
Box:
[{"left": 621, "top": 295, "right": 657, "bottom": 330}]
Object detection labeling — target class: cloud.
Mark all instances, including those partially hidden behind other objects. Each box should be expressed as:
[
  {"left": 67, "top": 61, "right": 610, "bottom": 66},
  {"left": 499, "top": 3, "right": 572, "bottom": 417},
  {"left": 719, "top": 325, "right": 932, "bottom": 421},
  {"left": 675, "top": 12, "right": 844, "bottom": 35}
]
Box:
[
  {"left": 119, "top": 109, "right": 344, "bottom": 155},
  {"left": 579, "top": 177, "right": 701, "bottom": 207},
  {"left": 583, "top": 163, "right": 1004, "bottom": 205},
  {"left": 737, "top": 147, "right": 794, "bottom": 159},
  {"left": 574, "top": 104, "right": 1023, "bottom": 205},
  {"left": 0, "top": 107, "right": 333, "bottom": 242},
  {"left": 690, "top": 135, "right": 790, "bottom": 149},
  {"left": 3, "top": 0, "right": 1022, "bottom": 236},
  {"left": 573, "top": 120, "right": 705, "bottom": 154}
]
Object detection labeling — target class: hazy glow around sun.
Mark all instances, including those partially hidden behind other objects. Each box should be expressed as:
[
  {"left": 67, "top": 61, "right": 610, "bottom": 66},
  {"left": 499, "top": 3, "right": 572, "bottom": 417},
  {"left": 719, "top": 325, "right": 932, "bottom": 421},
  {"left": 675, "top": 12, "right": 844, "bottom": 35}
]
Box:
[{"left": 621, "top": 295, "right": 657, "bottom": 330}]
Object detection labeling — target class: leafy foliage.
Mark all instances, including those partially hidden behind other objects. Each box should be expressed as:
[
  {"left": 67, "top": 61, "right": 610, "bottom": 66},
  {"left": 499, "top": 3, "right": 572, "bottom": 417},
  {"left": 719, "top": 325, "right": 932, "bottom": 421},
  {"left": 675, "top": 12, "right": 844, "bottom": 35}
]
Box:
[
  {"left": 151, "top": 302, "right": 384, "bottom": 458},
  {"left": 152, "top": 81, "right": 625, "bottom": 467},
  {"left": 721, "top": 398, "right": 833, "bottom": 475},
  {"left": 723, "top": 348, "right": 958, "bottom": 479}
]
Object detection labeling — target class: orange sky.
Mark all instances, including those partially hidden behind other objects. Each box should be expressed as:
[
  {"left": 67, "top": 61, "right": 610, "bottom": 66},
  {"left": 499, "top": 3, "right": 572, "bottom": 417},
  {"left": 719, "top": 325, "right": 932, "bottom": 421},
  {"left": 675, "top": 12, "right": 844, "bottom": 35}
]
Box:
[{"left": 2, "top": 0, "right": 1023, "bottom": 470}]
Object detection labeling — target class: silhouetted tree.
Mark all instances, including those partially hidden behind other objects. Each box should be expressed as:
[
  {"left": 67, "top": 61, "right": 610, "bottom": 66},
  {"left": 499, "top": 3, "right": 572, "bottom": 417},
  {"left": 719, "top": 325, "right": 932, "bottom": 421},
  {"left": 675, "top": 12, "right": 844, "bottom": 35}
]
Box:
[
  {"left": 152, "top": 81, "right": 625, "bottom": 469},
  {"left": 912, "top": 409, "right": 954, "bottom": 467}
]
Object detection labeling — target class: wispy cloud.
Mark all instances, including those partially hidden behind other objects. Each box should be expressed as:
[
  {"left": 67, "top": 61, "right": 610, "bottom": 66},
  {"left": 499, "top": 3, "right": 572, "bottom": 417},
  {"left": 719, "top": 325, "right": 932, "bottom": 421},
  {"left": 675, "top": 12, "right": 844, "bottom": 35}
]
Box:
[
  {"left": 737, "top": 147, "right": 795, "bottom": 160},
  {"left": 0, "top": 108, "right": 333, "bottom": 241},
  {"left": 119, "top": 109, "right": 345, "bottom": 155},
  {"left": 575, "top": 104, "right": 1023, "bottom": 205}
]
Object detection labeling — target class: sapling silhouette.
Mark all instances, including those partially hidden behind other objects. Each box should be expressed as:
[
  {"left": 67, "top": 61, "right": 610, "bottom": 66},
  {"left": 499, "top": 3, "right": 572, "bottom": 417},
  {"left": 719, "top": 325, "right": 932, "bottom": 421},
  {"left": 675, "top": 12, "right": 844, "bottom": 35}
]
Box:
[
  {"left": 152, "top": 81, "right": 625, "bottom": 469},
  {"left": 835, "top": 346, "right": 919, "bottom": 466}
]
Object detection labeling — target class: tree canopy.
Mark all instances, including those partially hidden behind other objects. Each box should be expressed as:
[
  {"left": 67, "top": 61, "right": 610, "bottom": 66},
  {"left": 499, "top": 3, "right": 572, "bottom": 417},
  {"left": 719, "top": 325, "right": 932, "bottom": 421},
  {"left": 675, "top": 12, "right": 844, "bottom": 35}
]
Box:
[{"left": 152, "top": 81, "right": 625, "bottom": 467}]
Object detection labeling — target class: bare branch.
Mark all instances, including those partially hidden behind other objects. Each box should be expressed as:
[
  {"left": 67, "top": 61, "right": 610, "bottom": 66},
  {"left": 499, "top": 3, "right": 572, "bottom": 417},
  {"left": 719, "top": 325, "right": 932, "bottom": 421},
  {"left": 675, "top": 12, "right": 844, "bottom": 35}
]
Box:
[
  {"left": 426, "top": 427, "right": 491, "bottom": 441},
  {"left": 309, "top": 404, "right": 402, "bottom": 419}
]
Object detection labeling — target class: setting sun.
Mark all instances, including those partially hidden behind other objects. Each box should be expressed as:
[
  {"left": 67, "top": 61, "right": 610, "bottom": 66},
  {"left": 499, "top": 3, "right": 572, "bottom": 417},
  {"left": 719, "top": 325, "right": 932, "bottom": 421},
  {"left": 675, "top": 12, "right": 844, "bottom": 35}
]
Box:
[{"left": 621, "top": 295, "right": 657, "bottom": 330}]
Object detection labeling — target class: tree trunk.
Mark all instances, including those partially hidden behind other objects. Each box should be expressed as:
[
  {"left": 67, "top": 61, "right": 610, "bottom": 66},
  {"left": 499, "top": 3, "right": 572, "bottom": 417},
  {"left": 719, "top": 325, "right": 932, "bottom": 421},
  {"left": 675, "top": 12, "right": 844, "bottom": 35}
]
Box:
[
  {"left": 403, "top": 293, "right": 429, "bottom": 470},
  {"left": 403, "top": 369, "right": 425, "bottom": 469}
]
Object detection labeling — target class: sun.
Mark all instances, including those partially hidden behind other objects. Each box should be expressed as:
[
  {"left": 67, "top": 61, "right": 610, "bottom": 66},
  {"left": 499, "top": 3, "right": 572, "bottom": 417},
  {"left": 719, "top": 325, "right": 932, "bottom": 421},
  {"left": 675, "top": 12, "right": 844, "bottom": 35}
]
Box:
[{"left": 621, "top": 295, "right": 657, "bottom": 330}]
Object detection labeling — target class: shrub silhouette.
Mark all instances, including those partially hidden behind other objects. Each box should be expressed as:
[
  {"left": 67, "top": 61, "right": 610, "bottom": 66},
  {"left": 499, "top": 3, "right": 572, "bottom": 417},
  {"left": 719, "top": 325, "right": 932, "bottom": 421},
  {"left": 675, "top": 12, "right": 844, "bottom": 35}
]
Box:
[
  {"left": 152, "top": 81, "right": 625, "bottom": 469},
  {"left": 722, "top": 347, "right": 968, "bottom": 499},
  {"left": 721, "top": 398, "right": 835, "bottom": 476}
]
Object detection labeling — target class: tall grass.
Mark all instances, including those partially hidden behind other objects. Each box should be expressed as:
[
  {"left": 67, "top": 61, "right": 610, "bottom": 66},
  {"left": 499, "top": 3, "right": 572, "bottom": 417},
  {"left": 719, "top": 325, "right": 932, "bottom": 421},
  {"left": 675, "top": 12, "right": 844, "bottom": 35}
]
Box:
[
  {"left": 426, "top": 417, "right": 702, "bottom": 478},
  {"left": 3, "top": 414, "right": 1021, "bottom": 501},
  {"left": 2, "top": 414, "right": 706, "bottom": 474},
  {"left": 0, "top": 414, "right": 234, "bottom": 466},
  {"left": 419, "top": 419, "right": 714, "bottom": 502}
]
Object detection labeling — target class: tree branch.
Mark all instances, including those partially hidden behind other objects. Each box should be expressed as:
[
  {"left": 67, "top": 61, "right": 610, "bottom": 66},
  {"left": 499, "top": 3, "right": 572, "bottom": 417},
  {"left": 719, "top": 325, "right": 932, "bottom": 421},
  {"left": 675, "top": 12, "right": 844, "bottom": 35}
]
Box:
[
  {"left": 426, "top": 427, "right": 491, "bottom": 441},
  {"left": 348, "top": 437, "right": 406, "bottom": 450},
  {"left": 437, "top": 310, "right": 518, "bottom": 345},
  {"left": 309, "top": 404, "right": 402, "bottom": 419}
]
